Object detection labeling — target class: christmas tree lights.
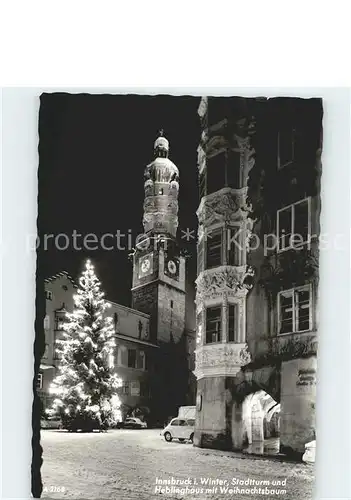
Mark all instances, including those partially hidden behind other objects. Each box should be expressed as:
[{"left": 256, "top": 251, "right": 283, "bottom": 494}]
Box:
[{"left": 47, "top": 259, "right": 122, "bottom": 431}]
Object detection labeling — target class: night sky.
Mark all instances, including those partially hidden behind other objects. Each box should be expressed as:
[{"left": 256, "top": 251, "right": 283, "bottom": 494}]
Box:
[{"left": 38, "top": 93, "right": 201, "bottom": 305}]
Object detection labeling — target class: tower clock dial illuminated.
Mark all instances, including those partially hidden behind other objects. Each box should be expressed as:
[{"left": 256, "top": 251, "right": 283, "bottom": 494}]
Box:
[
  {"left": 138, "top": 253, "right": 153, "bottom": 278},
  {"left": 167, "top": 260, "right": 177, "bottom": 274},
  {"left": 164, "top": 255, "right": 179, "bottom": 280}
]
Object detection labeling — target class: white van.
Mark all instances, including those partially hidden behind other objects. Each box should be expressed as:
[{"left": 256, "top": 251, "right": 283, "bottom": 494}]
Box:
[{"left": 161, "top": 417, "right": 195, "bottom": 443}]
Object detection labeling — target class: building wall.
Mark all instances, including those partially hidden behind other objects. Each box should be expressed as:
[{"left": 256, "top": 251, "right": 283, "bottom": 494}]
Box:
[
  {"left": 43, "top": 273, "right": 76, "bottom": 368},
  {"left": 157, "top": 284, "right": 186, "bottom": 344},
  {"left": 280, "top": 356, "right": 317, "bottom": 453},
  {"left": 108, "top": 301, "right": 150, "bottom": 341}
]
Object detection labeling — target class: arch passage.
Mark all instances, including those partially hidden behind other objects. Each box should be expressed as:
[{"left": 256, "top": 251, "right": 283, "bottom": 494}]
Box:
[{"left": 241, "top": 390, "right": 280, "bottom": 455}]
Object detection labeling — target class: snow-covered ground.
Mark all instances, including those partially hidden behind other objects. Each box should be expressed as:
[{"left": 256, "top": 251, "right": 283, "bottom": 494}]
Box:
[{"left": 41, "top": 429, "right": 314, "bottom": 500}]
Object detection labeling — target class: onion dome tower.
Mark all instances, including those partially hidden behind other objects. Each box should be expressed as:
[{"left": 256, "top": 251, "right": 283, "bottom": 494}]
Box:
[
  {"left": 131, "top": 130, "right": 186, "bottom": 346},
  {"left": 143, "top": 130, "right": 180, "bottom": 238}
]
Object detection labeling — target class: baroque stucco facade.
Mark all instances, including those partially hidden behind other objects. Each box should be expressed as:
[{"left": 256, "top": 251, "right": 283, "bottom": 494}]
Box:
[{"left": 193, "top": 96, "right": 321, "bottom": 457}]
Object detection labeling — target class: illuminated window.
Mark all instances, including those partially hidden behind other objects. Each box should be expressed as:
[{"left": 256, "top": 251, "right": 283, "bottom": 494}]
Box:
[
  {"left": 278, "top": 284, "right": 312, "bottom": 334},
  {"left": 277, "top": 198, "right": 310, "bottom": 252},
  {"left": 206, "top": 306, "right": 222, "bottom": 344}
]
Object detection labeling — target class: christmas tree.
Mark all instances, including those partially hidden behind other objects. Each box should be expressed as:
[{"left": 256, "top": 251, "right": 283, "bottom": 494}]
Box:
[{"left": 47, "top": 259, "right": 122, "bottom": 431}]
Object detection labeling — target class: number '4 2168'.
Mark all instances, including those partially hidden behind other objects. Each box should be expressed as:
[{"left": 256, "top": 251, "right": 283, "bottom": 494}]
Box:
[{"left": 43, "top": 486, "right": 66, "bottom": 493}]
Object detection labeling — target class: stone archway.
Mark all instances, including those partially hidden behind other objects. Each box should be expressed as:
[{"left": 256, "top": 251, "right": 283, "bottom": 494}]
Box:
[
  {"left": 227, "top": 363, "right": 281, "bottom": 453},
  {"left": 241, "top": 390, "right": 280, "bottom": 455}
]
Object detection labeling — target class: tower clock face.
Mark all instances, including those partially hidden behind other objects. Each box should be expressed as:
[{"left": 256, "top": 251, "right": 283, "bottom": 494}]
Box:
[
  {"left": 167, "top": 260, "right": 177, "bottom": 274},
  {"left": 164, "top": 256, "right": 179, "bottom": 280},
  {"left": 138, "top": 253, "right": 153, "bottom": 279}
]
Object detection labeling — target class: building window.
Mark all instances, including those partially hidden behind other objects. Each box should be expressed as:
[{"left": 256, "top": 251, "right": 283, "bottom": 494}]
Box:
[
  {"left": 44, "top": 315, "right": 50, "bottom": 330},
  {"left": 227, "top": 227, "right": 241, "bottom": 266},
  {"left": 206, "top": 306, "right": 222, "bottom": 343},
  {"left": 55, "top": 310, "right": 67, "bottom": 331},
  {"left": 36, "top": 373, "right": 43, "bottom": 390},
  {"left": 45, "top": 290, "right": 53, "bottom": 301},
  {"left": 228, "top": 304, "right": 236, "bottom": 342},
  {"left": 130, "top": 381, "right": 140, "bottom": 396},
  {"left": 136, "top": 350, "right": 146, "bottom": 370},
  {"left": 277, "top": 198, "right": 310, "bottom": 252},
  {"left": 278, "top": 285, "right": 312, "bottom": 334},
  {"left": 158, "top": 188, "right": 164, "bottom": 195},
  {"left": 206, "top": 229, "right": 222, "bottom": 269},
  {"left": 128, "top": 349, "right": 137, "bottom": 368},
  {"left": 121, "top": 381, "right": 129, "bottom": 395},
  {"left": 206, "top": 152, "right": 226, "bottom": 194},
  {"left": 278, "top": 127, "right": 295, "bottom": 169}
]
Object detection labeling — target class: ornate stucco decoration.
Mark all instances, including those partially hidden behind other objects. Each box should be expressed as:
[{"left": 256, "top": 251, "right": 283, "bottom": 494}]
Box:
[
  {"left": 196, "top": 265, "right": 255, "bottom": 302},
  {"left": 206, "top": 135, "right": 228, "bottom": 157},
  {"left": 194, "top": 342, "right": 252, "bottom": 379},
  {"left": 198, "top": 96, "right": 208, "bottom": 119},
  {"left": 197, "top": 145, "right": 206, "bottom": 174},
  {"left": 197, "top": 187, "right": 250, "bottom": 227},
  {"left": 233, "top": 134, "right": 250, "bottom": 151},
  {"left": 232, "top": 133, "right": 256, "bottom": 187}
]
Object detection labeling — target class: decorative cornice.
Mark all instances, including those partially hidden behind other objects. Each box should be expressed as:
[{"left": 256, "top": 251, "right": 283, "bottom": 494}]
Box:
[
  {"left": 196, "top": 265, "right": 255, "bottom": 303},
  {"left": 194, "top": 343, "right": 251, "bottom": 379}
]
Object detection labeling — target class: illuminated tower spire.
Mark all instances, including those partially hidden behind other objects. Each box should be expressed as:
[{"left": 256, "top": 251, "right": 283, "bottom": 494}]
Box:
[{"left": 142, "top": 131, "right": 179, "bottom": 238}]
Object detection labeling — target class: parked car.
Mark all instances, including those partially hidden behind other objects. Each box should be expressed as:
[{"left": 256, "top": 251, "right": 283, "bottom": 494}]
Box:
[
  {"left": 161, "top": 417, "right": 195, "bottom": 443},
  {"left": 117, "top": 417, "right": 147, "bottom": 429}
]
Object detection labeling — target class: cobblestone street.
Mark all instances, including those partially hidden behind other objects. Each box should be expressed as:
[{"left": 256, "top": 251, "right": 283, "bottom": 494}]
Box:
[{"left": 41, "top": 429, "right": 314, "bottom": 500}]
